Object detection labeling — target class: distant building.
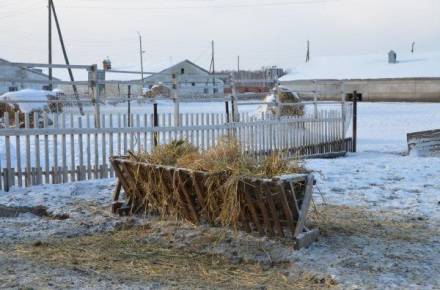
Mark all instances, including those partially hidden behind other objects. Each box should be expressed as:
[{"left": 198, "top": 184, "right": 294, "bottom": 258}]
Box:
[
  {"left": 280, "top": 51, "right": 440, "bottom": 102},
  {"left": 143, "top": 59, "right": 224, "bottom": 98},
  {"left": 221, "top": 66, "right": 285, "bottom": 94},
  {"left": 0, "top": 58, "right": 57, "bottom": 95}
]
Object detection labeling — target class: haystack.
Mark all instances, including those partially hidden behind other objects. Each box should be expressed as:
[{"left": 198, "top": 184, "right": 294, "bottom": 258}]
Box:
[{"left": 277, "top": 88, "right": 305, "bottom": 117}]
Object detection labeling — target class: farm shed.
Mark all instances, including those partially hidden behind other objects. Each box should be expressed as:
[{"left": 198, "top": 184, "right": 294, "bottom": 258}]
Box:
[
  {"left": 280, "top": 51, "right": 440, "bottom": 102},
  {"left": 143, "top": 60, "right": 224, "bottom": 98},
  {"left": 0, "top": 58, "right": 58, "bottom": 94}
]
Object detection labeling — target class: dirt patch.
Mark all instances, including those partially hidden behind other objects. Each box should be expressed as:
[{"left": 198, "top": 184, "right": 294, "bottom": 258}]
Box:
[{"left": 14, "top": 228, "right": 337, "bottom": 290}]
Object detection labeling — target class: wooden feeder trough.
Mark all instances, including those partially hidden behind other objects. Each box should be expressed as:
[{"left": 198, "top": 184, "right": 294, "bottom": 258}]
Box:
[{"left": 110, "top": 156, "right": 319, "bottom": 249}]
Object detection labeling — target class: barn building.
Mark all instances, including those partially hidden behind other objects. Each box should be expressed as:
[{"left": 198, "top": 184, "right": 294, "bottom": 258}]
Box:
[
  {"left": 143, "top": 59, "right": 224, "bottom": 98},
  {"left": 0, "top": 58, "right": 56, "bottom": 95},
  {"left": 280, "top": 51, "right": 440, "bottom": 102}
]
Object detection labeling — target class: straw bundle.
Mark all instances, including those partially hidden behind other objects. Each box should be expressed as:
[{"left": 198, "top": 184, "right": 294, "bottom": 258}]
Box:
[{"left": 277, "top": 90, "right": 305, "bottom": 117}]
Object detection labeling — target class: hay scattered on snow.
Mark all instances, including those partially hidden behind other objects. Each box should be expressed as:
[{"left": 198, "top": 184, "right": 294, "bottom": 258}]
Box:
[{"left": 15, "top": 228, "right": 337, "bottom": 289}]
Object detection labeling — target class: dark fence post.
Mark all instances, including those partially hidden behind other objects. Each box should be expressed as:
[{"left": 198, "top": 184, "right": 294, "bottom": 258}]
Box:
[
  {"left": 127, "top": 85, "right": 131, "bottom": 127},
  {"left": 225, "top": 99, "right": 230, "bottom": 123},
  {"left": 352, "top": 90, "right": 358, "bottom": 152},
  {"left": 153, "top": 101, "right": 159, "bottom": 147}
]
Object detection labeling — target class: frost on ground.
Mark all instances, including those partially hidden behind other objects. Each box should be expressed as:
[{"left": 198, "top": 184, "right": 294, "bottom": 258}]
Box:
[{"left": 0, "top": 102, "right": 440, "bottom": 289}]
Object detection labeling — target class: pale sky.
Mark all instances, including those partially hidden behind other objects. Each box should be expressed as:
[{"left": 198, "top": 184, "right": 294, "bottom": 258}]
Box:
[{"left": 1, "top": 0, "right": 439, "bottom": 79}]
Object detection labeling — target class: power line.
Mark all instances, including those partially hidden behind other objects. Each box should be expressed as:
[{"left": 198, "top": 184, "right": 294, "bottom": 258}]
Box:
[{"left": 57, "top": 0, "right": 349, "bottom": 10}]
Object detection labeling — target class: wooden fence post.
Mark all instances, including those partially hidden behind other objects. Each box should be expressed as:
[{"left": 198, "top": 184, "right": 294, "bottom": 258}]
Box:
[
  {"left": 153, "top": 100, "right": 159, "bottom": 147},
  {"left": 231, "top": 76, "right": 239, "bottom": 122},
  {"left": 172, "top": 73, "right": 180, "bottom": 127},
  {"left": 352, "top": 90, "right": 358, "bottom": 152},
  {"left": 127, "top": 85, "right": 131, "bottom": 127}
]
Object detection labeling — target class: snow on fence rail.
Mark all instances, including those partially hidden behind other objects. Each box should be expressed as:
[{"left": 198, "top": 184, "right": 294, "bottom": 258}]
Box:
[{"left": 0, "top": 104, "right": 352, "bottom": 191}]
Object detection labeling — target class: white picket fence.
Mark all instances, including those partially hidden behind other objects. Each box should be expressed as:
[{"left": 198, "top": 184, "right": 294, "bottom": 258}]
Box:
[{"left": 0, "top": 103, "right": 352, "bottom": 191}]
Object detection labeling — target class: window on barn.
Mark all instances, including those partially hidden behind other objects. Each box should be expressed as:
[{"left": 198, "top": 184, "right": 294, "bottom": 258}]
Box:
[
  {"left": 181, "top": 68, "right": 185, "bottom": 74},
  {"left": 192, "top": 82, "right": 195, "bottom": 86}
]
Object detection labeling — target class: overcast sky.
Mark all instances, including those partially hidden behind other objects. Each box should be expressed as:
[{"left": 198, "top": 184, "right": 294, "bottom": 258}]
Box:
[{"left": 1, "top": 0, "right": 439, "bottom": 79}]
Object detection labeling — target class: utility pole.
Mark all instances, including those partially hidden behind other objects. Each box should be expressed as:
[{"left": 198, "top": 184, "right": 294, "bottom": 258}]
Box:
[
  {"left": 209, "top": 40, "right": 216, "bottom": 95},
  {"left": 306, "top": 40, "right": 310, "bottom": 63},
  {"left": 48, "top": 0, "right": 53, "bottom": 90},
  {"left": 411, "top": 42, "right": 415, "bottom": 54},
  {"left": 237, "top": 55, "right": 240, "bottom": 74},
  {"left": 138, "top": 32, "right": 145, "bottom": 92},
  {"left": 50, "top": 0, "right": 84, "bottom": 115}
]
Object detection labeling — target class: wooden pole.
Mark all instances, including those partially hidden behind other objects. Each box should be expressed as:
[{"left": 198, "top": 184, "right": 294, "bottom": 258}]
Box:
[
  {"left": 153, "top": 101, "right": 158, "bottom": 147},
  {"left": 50, "top": 0, "right": 84, "bottom": 115},
  {"left": 352, "top": 90, "right": 358, "bottom": 152},
  {"left": 225, "top": 99, "right": 230, "bottom": 123},
  {"left": 48, "top": 0, "right": 53, "bottom": 90},
  {"left": 127, "top": 85, "right": 131, "bottom": 127},
  {"left": 172, "top": 74, "right": 180, "bottom": 126}
]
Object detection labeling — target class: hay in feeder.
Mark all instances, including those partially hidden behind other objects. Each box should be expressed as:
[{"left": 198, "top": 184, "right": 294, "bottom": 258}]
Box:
[{"left": 126, "top": 137, "right": 306, "bottom": 229}]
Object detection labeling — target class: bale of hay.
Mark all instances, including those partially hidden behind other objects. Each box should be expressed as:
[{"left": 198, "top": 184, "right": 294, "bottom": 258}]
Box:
[{"left": 277, "top": 89, "right": 305, "bottom": 117}]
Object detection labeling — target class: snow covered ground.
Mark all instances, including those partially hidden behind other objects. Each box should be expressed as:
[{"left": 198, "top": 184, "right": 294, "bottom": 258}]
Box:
[{"left": 0, "top": 102, "right": 439, "bottom": 289}]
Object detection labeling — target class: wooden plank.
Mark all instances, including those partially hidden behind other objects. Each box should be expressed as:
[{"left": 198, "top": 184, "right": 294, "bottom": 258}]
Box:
[
  {"left": 295, "top": 228, "right": 320, "bottom": 250},
  {"left": 242, "top": 183, "right": 264, "bottom": 234},
  {"left": 101, "top": 114, "right": 107, "bottom": 178},
  {"left": 264, "top": 182, "right": 284, "bottom": 237},
  {"left": 109, "top": 114, "right": 114, "bottom": 178},
  {"left": 407, "top": 129, "right": 440, "bottom": 157},
  {"left": 94, "top": 114, "right": 99, "bottom": 178},
  {"left": 15, "top": 112, "right": 22, "bottom": 187},
  {"left": 78, "top": 116, "right": 85, "bottom": 180},
  {"left": 255, "top": 180, "right": 273, "bottom": 236},
  {"left": 4, "top": 112, "right": 12, "bottom": 191},
  {"left": 34, "top": 112, "right": 41, "bottom": 185},
  {"left": 277, "top": 182, "right": 296, "bottom": 236},
  {"left": 52, "top": 113, "right": 59, "bottom": 184},
  {"left": 61, "top": 113, "right": 67, "bottom": 183},
  {"left": 86, "top": 114, "right": 92, "bottom": 179},
  {"left": 118, "top": 113, "right": 122, "bottom": 155},
  {"left": 294, "top": 175, "right": 314, "bottom": 237},
  {"left": 44, "top": 113, "right": 50, "bottom": 184},
  {"left": 70, "top": 114, "right": 76, "bottom": 182}
]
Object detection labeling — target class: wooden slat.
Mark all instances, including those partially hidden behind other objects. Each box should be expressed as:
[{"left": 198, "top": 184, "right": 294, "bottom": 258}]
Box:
[
  {"left": 264, "top": 182, "right": 284, "bottom": 237},
  {"left": 4, "top": 112, "right": 12, "bottom": 191},
  {"left": 255, "top": 180, "right": 273, "bottom": 236},
  {"left": 61, "top": 113, "right": 67, "bottom": 183},
  {"left": 78, "top": 116, "right": 85, "bottom": 180},
  {"left": 34, "top": 112, "right": 41, "bottom": 185},
  {"left": 294, "top": 175, "right": 314, "bottom": 237},
  {"left": 70, "top": 114, "right": 76, "bottom": 182},
  {"left": 15, "top": 112, "right": 22, "bottom": 187},
  {"left": 44, "top": 113, "right": 50, "bottom": 184},
  {"left": 277, "top": 182, "right": 297, "bottom": 235}
]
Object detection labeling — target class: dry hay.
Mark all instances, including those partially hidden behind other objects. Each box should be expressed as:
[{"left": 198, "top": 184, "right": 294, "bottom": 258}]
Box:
[
  {"left": 126, "top": 137, "right": 306, "bottom": 228},
  {"left": 277, "top": 90, "right": 305, "bottom": 117},
  {"left": 308, "top": 204, "right": 439, "bottom": 243},
  {"left": 14, "top": 228, "right": 337, "bottom": 290}
]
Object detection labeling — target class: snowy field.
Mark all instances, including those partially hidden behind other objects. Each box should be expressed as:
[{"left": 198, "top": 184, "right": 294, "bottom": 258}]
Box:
[{"left": 0, "top": 102, "right": 439, "bottom": 289}]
